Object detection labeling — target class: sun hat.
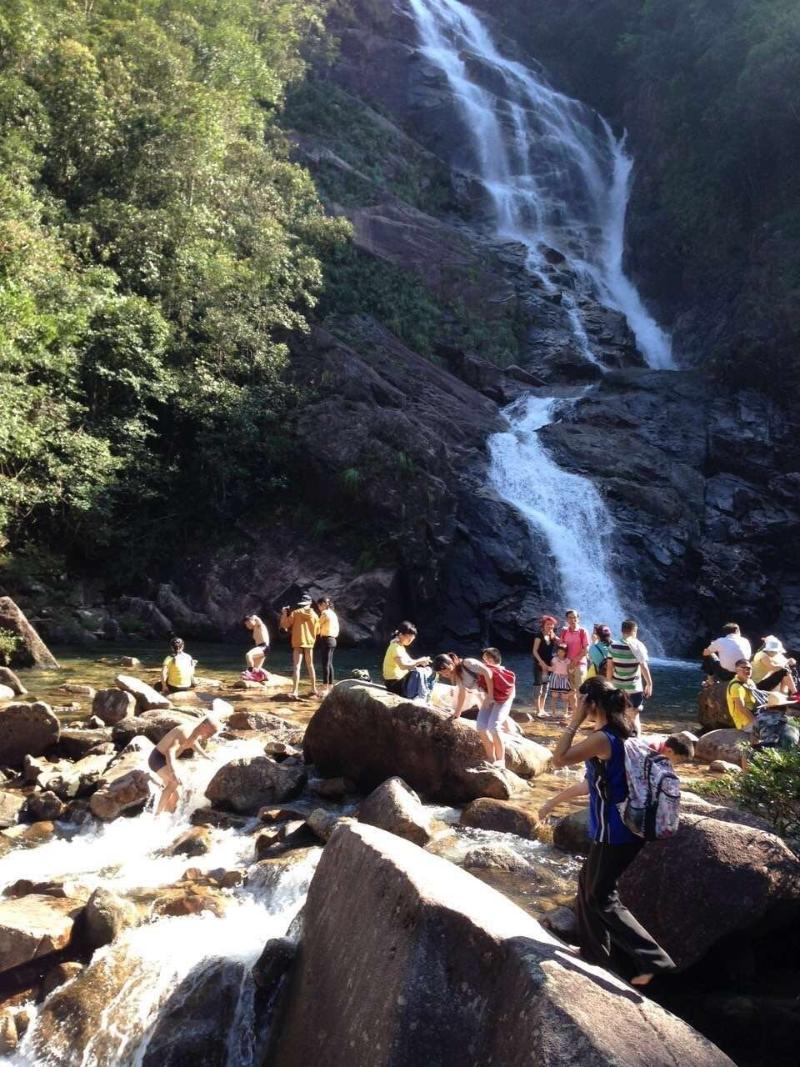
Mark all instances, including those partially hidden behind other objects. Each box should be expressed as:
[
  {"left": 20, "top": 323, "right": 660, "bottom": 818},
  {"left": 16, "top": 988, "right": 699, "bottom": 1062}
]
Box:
[
  {"left": 762, "top": 635, "right": 785, "bottom": 654},
  {"left": 764, "top": 690, "right": 793, "bottom": 709}
]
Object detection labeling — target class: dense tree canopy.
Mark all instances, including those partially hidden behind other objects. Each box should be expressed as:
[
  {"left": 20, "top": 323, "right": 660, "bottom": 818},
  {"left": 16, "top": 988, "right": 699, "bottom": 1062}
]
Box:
[{"left": 0, "top": 0, "right": 346, "bottom": 579}]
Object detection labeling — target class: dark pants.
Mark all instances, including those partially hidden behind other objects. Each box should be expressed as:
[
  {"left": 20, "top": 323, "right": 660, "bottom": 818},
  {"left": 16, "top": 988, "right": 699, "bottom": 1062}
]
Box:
[
  {"left": 702, "top": 654, "right": 734, "bottom": 681},
  {"left": 317, "top": 636, "right": 336, "bottom": 686},
  {"left": 757, "top": 667, "right": 790, "bottom": 692},
  {"left": 576, "top": 841, "right": 674, "bottom": 981}
]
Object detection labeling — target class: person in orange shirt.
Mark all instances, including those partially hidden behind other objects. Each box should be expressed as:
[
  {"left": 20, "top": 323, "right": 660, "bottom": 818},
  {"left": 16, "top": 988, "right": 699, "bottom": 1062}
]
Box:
[{"left": 280, "top": 594, "right": 320, "bottom": 699}]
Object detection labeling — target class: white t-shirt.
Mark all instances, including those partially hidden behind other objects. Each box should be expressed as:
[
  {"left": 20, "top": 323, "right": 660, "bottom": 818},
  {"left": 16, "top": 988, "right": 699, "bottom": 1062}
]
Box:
[
  {"left": 627, "top": 637, "right": 649, "bottom": 665},
  {"left": 709, "top": 634, "right": 752, "bottom": 672}
]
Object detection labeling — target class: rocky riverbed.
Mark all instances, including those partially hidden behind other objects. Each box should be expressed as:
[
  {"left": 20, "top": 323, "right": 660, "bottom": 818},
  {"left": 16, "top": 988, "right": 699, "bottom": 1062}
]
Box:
[{"left": 0, "top": 656, "right": 798, "bottom": 1065}]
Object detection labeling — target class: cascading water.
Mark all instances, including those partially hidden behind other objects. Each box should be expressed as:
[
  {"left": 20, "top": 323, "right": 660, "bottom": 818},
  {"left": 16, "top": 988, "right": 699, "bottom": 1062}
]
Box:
[
  {"left": 0, "top": 740, "right": 321, "bottom": 1067},
  {"left": 407, "top": 0, "right": 672, "bottom": 638}
]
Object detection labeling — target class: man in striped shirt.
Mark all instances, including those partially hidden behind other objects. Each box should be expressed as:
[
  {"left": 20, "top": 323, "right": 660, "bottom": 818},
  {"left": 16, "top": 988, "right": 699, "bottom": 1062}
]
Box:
[{"left": 606, "top": 618, "right": 652, "bottom": 734}]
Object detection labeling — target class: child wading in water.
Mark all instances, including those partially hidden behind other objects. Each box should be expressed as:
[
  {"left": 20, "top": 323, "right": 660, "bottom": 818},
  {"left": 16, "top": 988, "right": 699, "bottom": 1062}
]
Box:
[
  {"left": 243, "top": 614, "right": 270, "bottom": 678},
  {"left": 548, "top": 642, "right": 572, "bottom": 722}
]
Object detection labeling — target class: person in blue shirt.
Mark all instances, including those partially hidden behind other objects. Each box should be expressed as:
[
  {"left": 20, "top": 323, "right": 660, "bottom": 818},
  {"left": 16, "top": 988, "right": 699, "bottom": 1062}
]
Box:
[{"left": 549, "top": 677, "right": 674, "bottom": 987}]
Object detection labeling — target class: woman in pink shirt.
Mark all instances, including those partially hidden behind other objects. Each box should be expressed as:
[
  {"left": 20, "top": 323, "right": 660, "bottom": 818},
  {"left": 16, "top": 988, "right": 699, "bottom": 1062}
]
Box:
[{"left": 560, "top": 608, "right": 589, "bottom": 711}]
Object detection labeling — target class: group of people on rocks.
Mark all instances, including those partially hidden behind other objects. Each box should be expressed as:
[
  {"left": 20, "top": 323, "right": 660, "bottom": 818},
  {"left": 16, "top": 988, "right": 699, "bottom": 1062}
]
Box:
[
  {"left": 531, "top": 612, "right": 652, "bottom": 732},
  {"left": 703, "top": 621, "right": 799, "bottom": 752},
  {"left": 242, "top": 595, "right": 340, "bottom": 699}
]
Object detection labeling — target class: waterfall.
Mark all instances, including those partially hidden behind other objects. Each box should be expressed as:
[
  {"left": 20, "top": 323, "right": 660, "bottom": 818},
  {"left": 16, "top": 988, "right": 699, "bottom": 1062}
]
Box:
[{"left": 407, "top": 0, "right": 671, "bottom": 640}]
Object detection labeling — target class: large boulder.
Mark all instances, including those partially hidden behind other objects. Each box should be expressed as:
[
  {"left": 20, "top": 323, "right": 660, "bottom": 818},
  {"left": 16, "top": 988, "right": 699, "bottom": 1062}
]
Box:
[
  {"left": 0, "top": 667, "right": 26, "bottom": 696},
  {"left": 82, "top": 887, "right": 139, "bottom": 952},
  {"left": 620, "top": 815, "right": 800, "bottom": 971},
  {"left": 56, "top": 727, "right": 113, "bottom": 760},
  {"left": 304, "top": 681, "right": 512, "bottom": 802},
  {"left": 205, "top": 756, "right": 306, "bottom": 814},
  {"left": 0, "top": 894, "right": 84, "bottom": 973},
  {"left": 695, "top": 729, "right": 751, "bottom": 767},
  {"left": 358, "top": 777, "right": 433, "bottom": 845},
  {"left": 0, "top": 702, "right": 60, "bottom": 766},
  {"left": 503, "top": 734, "right": 552, "bottom": 778},
  {"left": 114, "top": 674, "right": 171, "bottom": 712},
  {"left": 92, "top": 689, "right": 136, "bottom": 725},
  {"left": 698, "top": 681, "right": 735, "bottom": 731},
  {"left": 0, "top": 597, "right": 59, "bottom": 669},
  {"left": 268, "top": 823, "right": 732, "bottom": 1067},
  {"left": 460, "top": 797, "right": 539, "bottom": 839}
]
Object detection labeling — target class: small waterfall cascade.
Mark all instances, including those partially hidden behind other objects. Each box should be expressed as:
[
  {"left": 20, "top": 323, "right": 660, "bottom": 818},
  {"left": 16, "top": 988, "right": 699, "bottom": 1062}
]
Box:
[
  {"left": 0, "top": 740, "right": 320, "bottom": 1067},
  {"left": 407, "top": 0, "right": 672, "bottom": 638}
]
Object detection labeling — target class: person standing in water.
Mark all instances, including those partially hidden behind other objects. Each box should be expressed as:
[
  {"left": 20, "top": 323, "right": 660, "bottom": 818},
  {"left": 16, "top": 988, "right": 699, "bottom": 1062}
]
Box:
[
  {"left": 550, "top": 678, "right": 674, "bottom": 987},
  {"left": 148, "top": 703, "right": 226, "bottom": 815},
  {"left": 315, "top": 596, "right": 339, "bottom": 696},
  {"left": 243, "top": 614, "right": 270, "bottom": 674},
  {"left": 280, "top": 595, "right": 321, "bottom": 698}
]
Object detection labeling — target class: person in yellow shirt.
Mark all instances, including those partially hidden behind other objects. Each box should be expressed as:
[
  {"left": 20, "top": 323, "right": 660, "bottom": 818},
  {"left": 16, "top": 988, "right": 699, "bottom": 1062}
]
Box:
[
  {"left": 315, "top": 596, "right": 340, "bottom": 696},
  {"left": 726, "top": 659, "right": 765, "bottom": 730},
  {"left": 160, "top": 637, "right": 196, "bottom": 693},
  {"left": 381, "top": 621, "right": 431, "bottom": 698},
  {"left": 280, "top": 594, "right": 320, "bottom": 699}
]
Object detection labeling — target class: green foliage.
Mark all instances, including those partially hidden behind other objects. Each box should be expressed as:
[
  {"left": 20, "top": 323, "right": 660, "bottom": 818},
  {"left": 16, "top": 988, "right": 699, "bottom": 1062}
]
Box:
[
  {"left": 0, "top": 0, "right": 346, "bottom": 575},
  {"left": 0, "top": 628, "right": 19, "bottom": 666},
  {"left": 694, "top": 738, "right": 800, "bottom": 840}
]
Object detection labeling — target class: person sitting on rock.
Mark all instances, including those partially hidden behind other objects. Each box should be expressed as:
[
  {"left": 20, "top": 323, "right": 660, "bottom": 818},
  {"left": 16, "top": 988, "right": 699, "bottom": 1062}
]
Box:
[
  {"left": 703, "top": 622, "right": 752, "bottom": 682},
  {"left": 243, "top": 614, "right": 270, "bottom": 675},
  {"left": 148, "top": 704, "right": 225, "bottom": 815},
  {"left": 382, "top": 621, "right": 432, "bottom": 700},
  {"left": 751, "top": 691, "right": 800, "bottom": 753},
  {"left": 160, "top": 637, "right": 196, "bottom": 694},
  {"left": 726, "top": 658, "right": 768, "bottom": 732},
  {"left": 751, "top": 636, "right": 797, "bottom": 698},
  {"left": 550, "top": 678, "right": 675, "bottom": 986},
  {"left": 280, "top": 595, "right": 320, "bottom": 699}
]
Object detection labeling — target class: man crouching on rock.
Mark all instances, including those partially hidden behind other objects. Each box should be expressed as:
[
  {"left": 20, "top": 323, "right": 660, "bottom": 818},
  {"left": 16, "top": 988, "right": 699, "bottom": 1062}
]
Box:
[{"left": 148, "top": 702, "right": 227, "bottom": 814}]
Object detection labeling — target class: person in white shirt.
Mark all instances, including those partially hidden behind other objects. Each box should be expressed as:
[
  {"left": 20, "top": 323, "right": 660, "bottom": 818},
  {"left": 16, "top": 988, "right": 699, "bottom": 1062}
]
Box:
[{"left": 702, "top": 622, "right": 751, "bottom": 681}]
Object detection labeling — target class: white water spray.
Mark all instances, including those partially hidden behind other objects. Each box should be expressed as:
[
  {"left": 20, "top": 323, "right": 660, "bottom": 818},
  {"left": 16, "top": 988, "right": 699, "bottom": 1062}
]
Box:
[{"left": 408, "top": 0, "right": 671, "bottom": 638}]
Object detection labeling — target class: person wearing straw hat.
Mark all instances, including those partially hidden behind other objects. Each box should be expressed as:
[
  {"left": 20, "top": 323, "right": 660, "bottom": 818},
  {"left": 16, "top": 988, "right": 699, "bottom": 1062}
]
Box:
[
  {"left": 280, "top": 594, "right": 320, "bottom": 699},
  {"left": 752, "top": 636, "right": 797, "bottom": 697}
]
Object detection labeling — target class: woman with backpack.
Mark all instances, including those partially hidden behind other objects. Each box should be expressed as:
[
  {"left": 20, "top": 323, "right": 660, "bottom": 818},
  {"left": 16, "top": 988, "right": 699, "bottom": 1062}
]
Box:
[{"left": 549, "top": 677, "right": 674, "bottom": 987}]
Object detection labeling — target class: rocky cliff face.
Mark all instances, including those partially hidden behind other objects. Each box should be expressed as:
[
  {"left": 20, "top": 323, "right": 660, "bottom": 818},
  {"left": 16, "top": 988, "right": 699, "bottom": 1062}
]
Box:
[{"left": 112, "top": 0, "right": 800, "bottom": 655}]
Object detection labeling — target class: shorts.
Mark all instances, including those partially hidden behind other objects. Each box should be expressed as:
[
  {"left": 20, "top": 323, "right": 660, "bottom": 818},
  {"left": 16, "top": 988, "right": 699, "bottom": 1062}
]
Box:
[
  {"left": 148, "top": 749, "right": 167, "bottom": 774},
  {"left": 533, "top": 662, "right": 551, "bottom": 688},
  {"left": 252, "top": 643, "right": 269, "bottom": 653},
  {"left": 477, "top": 695, "right": 514, "bottom": 732},
  {"left": 567, "top": 664, "right": 586, "bottom": 691}
]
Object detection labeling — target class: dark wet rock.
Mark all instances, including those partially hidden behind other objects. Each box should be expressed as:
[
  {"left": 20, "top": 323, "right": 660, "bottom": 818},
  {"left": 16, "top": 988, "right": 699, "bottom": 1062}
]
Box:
[
  {"left": 56, "top": 727, "right": 113, "bottom": 760},
  {"left": 23, "top": 790, "right": 66, "bottom": 822},
  {"left": 162, "top": 827, "right": 212, "bottom": 858},
  {"left": 81, "top": 887, "right": 139, "bottom": 952},
  {"left": 189, "top": 807, "right": 251, "bottom": 831},
  {"left": 0, "top": 597, "right": 59, "bottom": 669},
  {"left": 304, "top": 681, "right": 514, "bottom": 803},
  {"left": 92, "top": 689, "right": 137, "bottom": 726},
  {"left": 620, "top": 815, "right": 800, "bottom": 971},
  {"left": 552, "top": 807, "right": 591, "bottom": 855},
  {"left": 257, "top": 805, "right": 308, "bottom": 825},
  {"left": 460, "top": 797, "right": 539, "bottom": 839},
  {"left": 253, "top": 936, "right": 296, "bottom": 990},
  {"left": 0, "top": 702, "right": 60, "bottom": 766},
  {"left": 307, "top": 776, "right": 354, "bottom": 799},
  {"left": 41, "top": 961, "right": 84, "bottom": 998},
  {"left": 267, "top": 822, "right": 732, "bottom": 1066},
  {"left": 358, "top": 777, "right": 433, "bottom": 845},
  {"left": 542, "top": 905, "right": 579, "bottom": 944},
  {"left": 205, "top": 757, "right": 306, "bottom": 814}
]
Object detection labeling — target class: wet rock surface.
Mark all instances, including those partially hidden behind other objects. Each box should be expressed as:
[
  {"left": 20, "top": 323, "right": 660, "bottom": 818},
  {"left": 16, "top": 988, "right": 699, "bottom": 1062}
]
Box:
[
  {"left": 268, "top": 822, "right": 732, "bottom": 1066},
  {"left": 358, "top": 776, "right": 433, "bottom": 845},
  {"left": 205, "top": 756, "right": 307, "bottom": 814}
]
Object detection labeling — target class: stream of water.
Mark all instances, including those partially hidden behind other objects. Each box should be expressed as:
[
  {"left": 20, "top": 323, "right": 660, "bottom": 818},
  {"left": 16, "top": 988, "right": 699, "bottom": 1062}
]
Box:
[{"left": 408, "top": 0, "right": 673, "bottom": 642}]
